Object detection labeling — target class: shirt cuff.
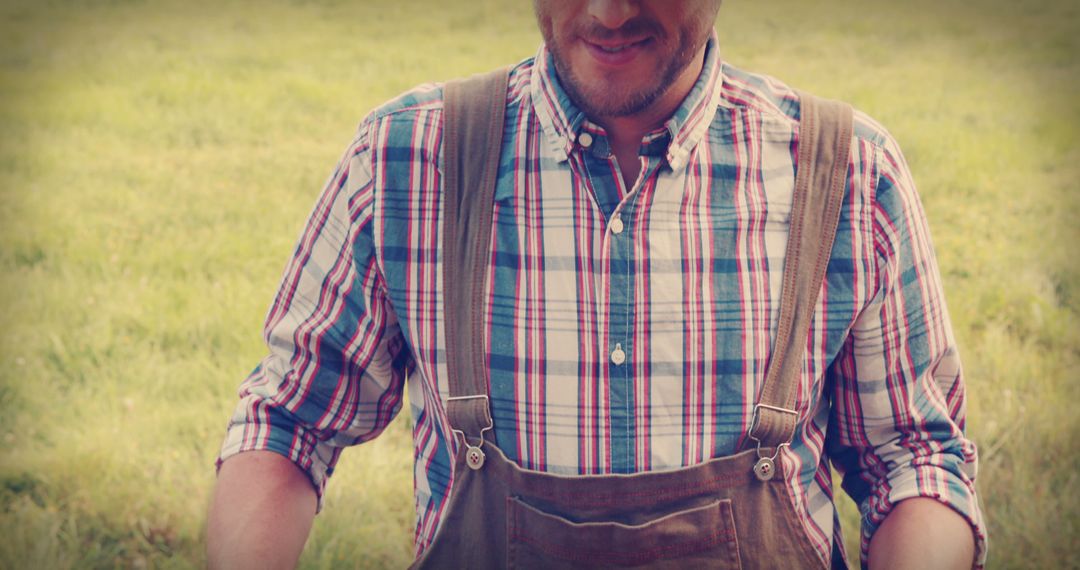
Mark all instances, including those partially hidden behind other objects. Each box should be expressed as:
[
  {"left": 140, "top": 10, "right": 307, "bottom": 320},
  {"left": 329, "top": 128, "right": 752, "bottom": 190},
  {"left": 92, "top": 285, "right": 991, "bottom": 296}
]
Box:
[
  {"left": 859, "top": 464, "right": 988, "bottom": 569},
  {"left": 216, "top": 405, "right": 341, "bottom": 513}
]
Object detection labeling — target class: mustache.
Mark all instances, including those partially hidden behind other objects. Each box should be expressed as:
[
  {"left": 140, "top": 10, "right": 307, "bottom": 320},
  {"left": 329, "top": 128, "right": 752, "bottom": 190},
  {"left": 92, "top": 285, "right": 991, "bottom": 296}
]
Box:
[{"left": 576, "top": 18, "right": 664, "bottom": 43}]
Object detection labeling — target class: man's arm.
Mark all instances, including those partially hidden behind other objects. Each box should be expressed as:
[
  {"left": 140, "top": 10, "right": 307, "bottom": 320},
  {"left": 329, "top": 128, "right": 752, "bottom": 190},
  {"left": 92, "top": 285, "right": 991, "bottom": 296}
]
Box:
[
  {"left": 868, "top": 497, "right": 975, "bottom": 570},
  {"left": 211, "top": 118, "right": 410, "bottom": 566},
  {"left": 826, "top": 126, "right": 985, "bottom": 567},
  {"left": 207, "top": 452, "right": 317, "bottom": 570}
]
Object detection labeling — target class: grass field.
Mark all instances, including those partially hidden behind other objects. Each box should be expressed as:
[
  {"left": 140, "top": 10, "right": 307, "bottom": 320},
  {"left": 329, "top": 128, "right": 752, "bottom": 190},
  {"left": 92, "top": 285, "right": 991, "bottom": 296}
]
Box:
[{"left": 0, "top": 0, "right": 1077, "bottom": 568}]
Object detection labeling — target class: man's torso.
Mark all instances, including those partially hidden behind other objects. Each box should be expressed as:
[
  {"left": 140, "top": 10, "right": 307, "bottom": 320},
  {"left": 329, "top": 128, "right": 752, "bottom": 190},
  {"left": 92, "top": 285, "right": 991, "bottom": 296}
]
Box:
[{"left": 363, "top": 50, "right": 886, "bottom": 563}]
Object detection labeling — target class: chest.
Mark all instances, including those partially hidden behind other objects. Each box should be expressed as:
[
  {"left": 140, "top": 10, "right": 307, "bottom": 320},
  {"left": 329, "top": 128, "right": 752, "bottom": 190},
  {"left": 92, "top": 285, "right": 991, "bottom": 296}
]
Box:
[{"left": 373, "top": 117, "right": 874, "bottom": 471}]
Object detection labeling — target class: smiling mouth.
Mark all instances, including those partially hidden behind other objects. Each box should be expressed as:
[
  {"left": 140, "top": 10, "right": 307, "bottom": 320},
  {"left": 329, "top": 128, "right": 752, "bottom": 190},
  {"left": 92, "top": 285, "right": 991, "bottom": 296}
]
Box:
[{"left": 589, "top": 38, "right": 651, "bottom": 53}]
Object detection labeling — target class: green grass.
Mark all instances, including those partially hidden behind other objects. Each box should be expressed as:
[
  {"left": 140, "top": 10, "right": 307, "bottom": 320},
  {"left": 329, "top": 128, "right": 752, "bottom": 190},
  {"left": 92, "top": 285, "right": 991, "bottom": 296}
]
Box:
[{"left": 1, "top": 0, "right": 1077, "bottom": 568}]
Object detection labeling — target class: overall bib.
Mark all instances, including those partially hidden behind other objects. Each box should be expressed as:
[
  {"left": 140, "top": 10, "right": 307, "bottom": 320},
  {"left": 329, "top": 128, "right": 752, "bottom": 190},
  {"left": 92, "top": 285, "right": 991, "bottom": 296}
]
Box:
[{"left": 412, "top": 69, "right": 853, "bottom": 570}]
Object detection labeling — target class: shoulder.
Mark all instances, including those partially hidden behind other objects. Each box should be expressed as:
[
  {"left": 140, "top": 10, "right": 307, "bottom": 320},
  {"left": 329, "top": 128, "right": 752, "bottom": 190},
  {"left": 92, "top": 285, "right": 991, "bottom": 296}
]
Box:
[
  {"left": 361, "top": 58, "right": 535, "bottom": 130},
  {"left": 367, "top": 83, "right": 445, "bottom": 123},
  {"left": 343, "top": 59, "right": 534, "bottom": 180},
  {"left": 716, "top": 62, "right": 898, "bottom": 151},
  {"left": 347, "top": 60, "right": 534, "bottom": 199}
]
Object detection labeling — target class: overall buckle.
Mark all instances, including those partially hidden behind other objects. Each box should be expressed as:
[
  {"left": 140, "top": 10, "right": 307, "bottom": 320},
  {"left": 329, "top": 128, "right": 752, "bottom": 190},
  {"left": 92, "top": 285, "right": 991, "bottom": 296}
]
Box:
[
  {"left": 447, "top": 395, "right": 494, "bottom": 470},
  {"left": 747, "top": 403, "right": 799, "bottom": 481}
]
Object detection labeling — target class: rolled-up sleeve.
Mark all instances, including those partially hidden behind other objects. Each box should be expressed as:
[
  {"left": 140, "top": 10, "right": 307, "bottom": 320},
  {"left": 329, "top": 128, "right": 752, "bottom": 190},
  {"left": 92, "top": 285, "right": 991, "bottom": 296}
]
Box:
[
  {"left": 827, "top": 135, "right": 987, "bottom": 567},
  {"left": 217, "top": 118, "right": 412, "bottom": 509}
]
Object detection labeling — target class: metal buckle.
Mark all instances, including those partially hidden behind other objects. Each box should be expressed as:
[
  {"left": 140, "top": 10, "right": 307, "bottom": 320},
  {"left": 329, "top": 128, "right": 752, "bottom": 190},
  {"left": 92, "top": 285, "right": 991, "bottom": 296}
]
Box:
[
  {"left": 747, "top": 403, "right": 799, "bottom": 481},
  {"left": 447, "top": 395, "right": 493, "bottom": 470}
]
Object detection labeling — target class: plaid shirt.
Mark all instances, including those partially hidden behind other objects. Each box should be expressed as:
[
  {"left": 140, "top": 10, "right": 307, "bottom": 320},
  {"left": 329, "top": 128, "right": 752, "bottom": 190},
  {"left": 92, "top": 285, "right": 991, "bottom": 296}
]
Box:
[{"left": 219, "top": 37, "right": 986, "bottom": 567}]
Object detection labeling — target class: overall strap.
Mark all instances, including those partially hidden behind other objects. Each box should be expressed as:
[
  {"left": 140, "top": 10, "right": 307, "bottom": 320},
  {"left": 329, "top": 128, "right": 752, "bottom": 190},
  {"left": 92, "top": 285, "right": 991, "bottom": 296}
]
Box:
[
  {"left": 746, "top": 92, "right": 854, "bottom": 452},
  {"left": 441, "top": 68, "right": 511, "bottom": 440}
]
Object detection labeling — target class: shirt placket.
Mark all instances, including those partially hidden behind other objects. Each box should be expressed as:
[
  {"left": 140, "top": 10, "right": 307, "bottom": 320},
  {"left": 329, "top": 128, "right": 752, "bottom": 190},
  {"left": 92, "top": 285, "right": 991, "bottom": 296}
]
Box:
[{"left": 577, "top": 129, "right": 663, "bottom": 473}]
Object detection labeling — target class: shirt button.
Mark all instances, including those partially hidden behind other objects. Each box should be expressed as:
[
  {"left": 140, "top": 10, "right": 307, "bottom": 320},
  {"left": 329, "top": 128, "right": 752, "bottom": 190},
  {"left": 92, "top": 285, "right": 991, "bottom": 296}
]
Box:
[
  {"left": 578, "top": 132, "right": 593, "bottom": 148},
  {"left": 610, "top": 343, "right": 626, "bottom": 365},
  {"left": 609, "top": 218, "right": 624, "bottom": 235}
]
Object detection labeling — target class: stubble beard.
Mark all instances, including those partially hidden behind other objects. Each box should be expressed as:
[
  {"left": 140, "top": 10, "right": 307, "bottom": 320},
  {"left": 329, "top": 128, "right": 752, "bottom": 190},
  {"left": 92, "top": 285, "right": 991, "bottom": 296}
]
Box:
[{"left": 544, "top": 25, "right": 704, "bottom": 120}]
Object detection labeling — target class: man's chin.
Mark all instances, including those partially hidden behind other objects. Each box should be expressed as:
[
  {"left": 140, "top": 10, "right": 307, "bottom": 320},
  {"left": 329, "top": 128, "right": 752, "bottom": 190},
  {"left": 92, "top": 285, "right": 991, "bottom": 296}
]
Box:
[
  {"left": 573, "top": 86, "right": 664, "bottom": 119},
  {"left": 553, "top": 53, "right": 667, "bottom": 119}
]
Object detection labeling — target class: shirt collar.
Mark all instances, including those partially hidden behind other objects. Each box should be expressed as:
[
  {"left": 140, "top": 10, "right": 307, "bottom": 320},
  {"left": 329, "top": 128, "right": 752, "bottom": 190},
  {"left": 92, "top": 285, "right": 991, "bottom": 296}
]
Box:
[{"left": 529, "top": 32, "right": 725, "bottom": 172}]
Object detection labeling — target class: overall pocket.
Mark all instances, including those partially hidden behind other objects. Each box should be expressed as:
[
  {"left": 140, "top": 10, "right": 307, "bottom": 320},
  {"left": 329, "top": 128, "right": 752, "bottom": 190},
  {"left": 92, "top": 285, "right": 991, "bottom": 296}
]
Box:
[{"left": 506, "top": 496, "right": 743, "bottom": 569}]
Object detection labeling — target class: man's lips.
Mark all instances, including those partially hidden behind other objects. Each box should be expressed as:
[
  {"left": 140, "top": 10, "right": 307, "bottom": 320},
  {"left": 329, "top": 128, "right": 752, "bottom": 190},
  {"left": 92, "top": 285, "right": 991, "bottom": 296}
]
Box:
[{"left": 582, "top": 37, "right": 652, "bottom": 66}]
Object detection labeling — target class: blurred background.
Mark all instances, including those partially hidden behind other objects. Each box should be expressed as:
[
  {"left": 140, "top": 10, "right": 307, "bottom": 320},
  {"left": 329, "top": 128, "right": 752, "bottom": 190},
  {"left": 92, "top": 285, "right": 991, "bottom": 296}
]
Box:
[{"left": 0, "top": 0, "right": 1076, "bottom": 567}]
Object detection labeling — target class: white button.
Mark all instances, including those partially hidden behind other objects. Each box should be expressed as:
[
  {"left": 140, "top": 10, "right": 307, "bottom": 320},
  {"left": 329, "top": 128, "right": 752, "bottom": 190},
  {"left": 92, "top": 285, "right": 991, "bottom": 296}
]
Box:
[
  {"left": 578, "top": 132, "right": 593, "bottom": 148},
  {"left": 609, "top": 218, "right": 624, "bottom": 235},
  {"left": 610, "top": 343, "right": 626, "bottom": 365}
]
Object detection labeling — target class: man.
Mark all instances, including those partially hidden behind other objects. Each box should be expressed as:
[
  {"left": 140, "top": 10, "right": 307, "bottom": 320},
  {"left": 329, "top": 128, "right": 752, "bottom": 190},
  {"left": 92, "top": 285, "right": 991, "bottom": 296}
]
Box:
[{"left": 208, "top": 1, "right": 985, "bottom": 568}]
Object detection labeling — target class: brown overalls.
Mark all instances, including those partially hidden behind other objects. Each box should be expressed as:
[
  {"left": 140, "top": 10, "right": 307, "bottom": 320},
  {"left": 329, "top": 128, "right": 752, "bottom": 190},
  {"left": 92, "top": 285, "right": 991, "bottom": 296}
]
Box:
[{"left": 413, "top": 69, "right": 853, "bottom": 570}]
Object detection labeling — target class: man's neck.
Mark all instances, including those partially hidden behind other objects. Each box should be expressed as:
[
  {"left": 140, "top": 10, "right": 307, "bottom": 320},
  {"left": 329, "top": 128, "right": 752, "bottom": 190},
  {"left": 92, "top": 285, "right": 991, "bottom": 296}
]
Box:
[{"left": 593, "top": 46, "right": 707, "bottom": 190}]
